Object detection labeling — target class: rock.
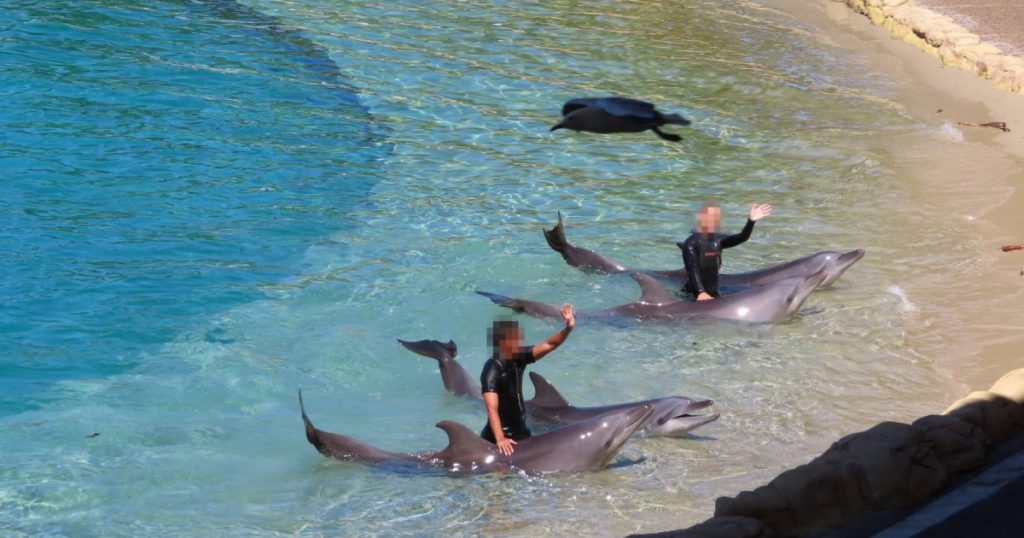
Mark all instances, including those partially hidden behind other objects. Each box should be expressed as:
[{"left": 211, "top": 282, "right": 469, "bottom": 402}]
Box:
[
  {"left": 626, "top": 516, "right": 775, "bottom": 538},
  {"left": 715, "top": 487, "right": 793, "bottom": 532},
  {"left": 911, "top": 414, "right": 986, "bottom": 474},
  {"left": 988, "top": 368, "right": 1024, "bottom": 404},
  {"left": 945, "top": 391, "right": 1024, "bottom": 444},
  {"left": 819, "top": 421, "right": 948, "bottom": 508},
  {"left": 764, "top": 461, "right": 867, "bottom": 533}
]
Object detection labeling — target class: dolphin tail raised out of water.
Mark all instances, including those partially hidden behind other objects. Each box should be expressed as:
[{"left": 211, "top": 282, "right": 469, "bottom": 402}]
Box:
[{"left": 397, "top": 339, "right": 481, "bottom": 398}]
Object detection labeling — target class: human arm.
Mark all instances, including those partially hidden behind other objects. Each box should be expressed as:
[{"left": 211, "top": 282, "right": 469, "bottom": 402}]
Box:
[
  {"left": 531, "top": 303, "right": 575, "bottom": 361},
  {"left": 720, "top": 203, "right": 771, "bottom": 249},
  {"left": 483, "top": 391, "right": 516, "bottom": 455}
]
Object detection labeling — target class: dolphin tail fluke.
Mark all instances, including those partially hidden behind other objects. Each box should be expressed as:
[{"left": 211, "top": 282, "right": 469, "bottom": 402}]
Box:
[
  {"left": 543, "top": 211, "right": 570, "bottom": 254},
  {"left": 528, "top": 372, "right": 571, "bottom": 408},
  {"left": 661, "top": 113, "right": 692, "bottom": 126},
  {"left": 475, "top": 290, "right": 522, "bottom": 311},
  {"left": 299, "top": 389, "right": 319, "bottom": 447},
  {"left": 397, "top": 339, "right": 457, "bottom": 363}
]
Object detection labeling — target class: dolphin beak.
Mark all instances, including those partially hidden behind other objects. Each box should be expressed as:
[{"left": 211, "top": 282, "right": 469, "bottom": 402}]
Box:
[{"left": 550, "top": 122, "right": 564, "bottom": 132}]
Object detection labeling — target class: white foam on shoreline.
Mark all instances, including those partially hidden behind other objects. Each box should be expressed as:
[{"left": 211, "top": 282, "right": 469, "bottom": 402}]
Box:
[
  {"left": 888, "top": 285, "right": 919, "bottom": 312},
  {"left": 939, "top": 122, "right": 965, "bottom": 142}
]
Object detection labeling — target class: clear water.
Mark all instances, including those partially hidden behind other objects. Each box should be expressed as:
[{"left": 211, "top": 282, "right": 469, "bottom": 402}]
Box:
[{"left": 0, "top": 0, "right": 1002, "bottom": 536}]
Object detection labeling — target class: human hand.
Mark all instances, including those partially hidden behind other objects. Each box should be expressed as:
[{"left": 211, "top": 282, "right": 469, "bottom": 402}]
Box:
[
  {"left": 749, "top": 203, "right": 772, "bottom": 222},
  {"left": 496, "top": 436, "right": 517, "bottom": 456},
  {"left": 696, "top": 292, "right": 714, "bottom": 302},
  {"left": 561, "top": 303, "right": 576, "bottom": 329}
]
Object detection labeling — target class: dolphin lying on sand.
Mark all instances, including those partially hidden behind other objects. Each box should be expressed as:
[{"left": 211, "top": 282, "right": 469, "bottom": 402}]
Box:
[
  {"left": 300, "top": 390, "right": 652, "bottom": 474},
  {"left": 397, "top": 339, "right": 719, "bottom": 438},
  {"left": 544, "top": 212, "right": 864, "bottom": 289},
  {"left": 477, "top": 270, "right": 828, "bottom": 324}
]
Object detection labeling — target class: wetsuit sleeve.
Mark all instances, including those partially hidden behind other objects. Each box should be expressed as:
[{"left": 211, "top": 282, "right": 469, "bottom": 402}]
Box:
[
  {"left": 481, "top": 362, "right": 499, "bottom": 393},
  {"left": 720, "top": 219, "right": 755, "bottom": 249},
  {"left": 679, "top": 238, "right": 706, "bottom": 294},
  {"left": 516, "top": 346, "right": 536, "bottom": 364}
]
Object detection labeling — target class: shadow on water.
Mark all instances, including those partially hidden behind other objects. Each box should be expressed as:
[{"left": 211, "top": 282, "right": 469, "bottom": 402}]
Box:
[{"left": 0, "top": 0, "right": 391, "bottom": 414}]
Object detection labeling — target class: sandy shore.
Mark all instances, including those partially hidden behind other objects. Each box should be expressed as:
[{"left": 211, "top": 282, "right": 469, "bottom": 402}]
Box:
[
  {"left": 806, "top": 0, "right": 1024, "bottom": 392},
  {"left": 628, "top": 1, "right": 1024, "bottom": 535}
]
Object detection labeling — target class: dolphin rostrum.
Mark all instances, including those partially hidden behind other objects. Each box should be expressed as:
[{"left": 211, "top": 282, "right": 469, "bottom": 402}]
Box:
[
  {"left": 397, "top": 339, "right": 719, "bottom": 438},
  {"left": 543, "top": 211, "right": 864, "bottom": 289},
  {"left": 477, "top": 270, "right": 828, "bottom": 324},
  {"left": 299, "top": 390, "right": 653, "bottom": 474}
]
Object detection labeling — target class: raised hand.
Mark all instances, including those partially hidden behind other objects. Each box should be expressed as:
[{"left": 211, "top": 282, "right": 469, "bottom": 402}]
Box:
[
  {"left": 561, "top": 303, "right": 576, "bottom": 329},
  {"left": 749, "top": 203, "right": 772, "bottom": 222}
]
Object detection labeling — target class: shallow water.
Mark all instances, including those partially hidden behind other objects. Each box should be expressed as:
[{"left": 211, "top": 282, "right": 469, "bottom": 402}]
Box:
[{"left": 0, "top": 0, "right": 1013, "bottom": 536}]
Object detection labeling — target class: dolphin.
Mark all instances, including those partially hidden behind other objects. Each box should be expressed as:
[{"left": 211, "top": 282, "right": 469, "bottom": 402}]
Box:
[
  {"left": 526, "top": 372, "right": 719, "bottom": 438},
  {"left": 397, "top": 339, "right": 719, "bottom": 438},
  {"left": 299, "top": 390, "right": 653, "bottom": 474},
  {"left": 477, "top": 270, "right": 828, "bottom": 324},
  {"left": 550, "top": 97, "right": 691, "bottom": 142},
  {"left": 543, "top": 211, "right": 864, "bottom": 289}
]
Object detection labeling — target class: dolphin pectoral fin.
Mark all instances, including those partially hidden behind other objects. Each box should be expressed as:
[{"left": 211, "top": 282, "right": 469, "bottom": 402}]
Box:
[
  {"left": 631, "top": 273, "right": 679, "bottom": 306},
  {"left": 527, "top": 372, "right": 572, "bottom": 409},
  {"left": 651, "top": 126, "right": 682, "bottom": 142},
  {"left": 435, "top": 420, "right": 498, "bottom": 456},
  {"left": 397, "top": 339, "right": 457, "bottom": 362}
]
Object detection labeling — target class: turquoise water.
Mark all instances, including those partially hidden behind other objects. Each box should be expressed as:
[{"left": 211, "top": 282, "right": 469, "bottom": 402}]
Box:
[{"left": 0, "top": 0, "right": 991, "bottom": 535}]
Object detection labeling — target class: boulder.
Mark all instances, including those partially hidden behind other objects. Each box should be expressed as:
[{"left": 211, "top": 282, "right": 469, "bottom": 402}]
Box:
[
  {"left": 819, "top": 421, "right": 947, "bottom": 507},
  {"left": 911, "top": 414, "right": 985, "bottom": 474}
]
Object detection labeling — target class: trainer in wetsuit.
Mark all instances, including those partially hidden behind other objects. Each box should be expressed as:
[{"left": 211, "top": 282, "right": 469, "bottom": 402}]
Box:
[
  {"left": 679, "top": 202, "right": 772, "bottom": 301},
  {"left": 480, "top": 303, "right": 575, "bottom": 456}
]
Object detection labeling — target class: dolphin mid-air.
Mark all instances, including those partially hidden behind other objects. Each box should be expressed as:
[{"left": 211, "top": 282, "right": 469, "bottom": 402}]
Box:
[{"left": 550, "top": 97, "right": 691, "bottom": 141}]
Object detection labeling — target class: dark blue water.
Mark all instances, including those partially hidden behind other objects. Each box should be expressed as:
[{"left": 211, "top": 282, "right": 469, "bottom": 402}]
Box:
[{"left": 0, "top": 0, "right": 389, "bottom": 413}]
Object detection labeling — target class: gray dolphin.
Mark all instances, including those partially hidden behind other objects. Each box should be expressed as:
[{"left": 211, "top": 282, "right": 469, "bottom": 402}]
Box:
[
  {"left": 397, "top": 339, "right": 719, "bottom": 438},
  {"left": 477, "top": 269, "right": 828, "bottom": 324},
  {"left": 550, "top": 97, "right": 691, "bottom": 142},
  {"left": 544, "top": 212, "right": 865, "bottom": 288},
  {"left": 526, "top": 372, "right": 719, "bottom": 438},
  {"left": 299, "top": 390, "right": 653, "bottom": 474}
]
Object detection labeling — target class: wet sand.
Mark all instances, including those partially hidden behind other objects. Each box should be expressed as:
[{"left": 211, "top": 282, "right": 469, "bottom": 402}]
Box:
[{"left": 799, "top": 0, "right": 1024, "bottom": 395}]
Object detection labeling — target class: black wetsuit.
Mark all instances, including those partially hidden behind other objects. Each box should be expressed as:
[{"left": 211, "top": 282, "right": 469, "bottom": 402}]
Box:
[
  {"left": 678, "top": 219, "right": 756, "bottom": 298},
  {"left": 479, "top": 346, "right": 536, "bottom": 443}
]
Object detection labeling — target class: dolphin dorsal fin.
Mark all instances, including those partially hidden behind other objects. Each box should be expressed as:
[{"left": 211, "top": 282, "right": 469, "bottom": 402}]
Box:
[
  {"left": 398, "top": 339, "right": 456, "bottom": 362},
  {"left": 436, "top": 420, "right": 497, "bottom": 453},
  {"left": 528, "top": 372, "right": 571, "bottom": 408},
  {"left": 632, "top": 273, "right": 678, "bottom": 306}
]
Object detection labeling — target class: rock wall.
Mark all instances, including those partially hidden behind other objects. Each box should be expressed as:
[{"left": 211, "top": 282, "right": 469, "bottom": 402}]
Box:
[
  {"left": 629, "top": 368, "right": 1024, "bottom": 538},
  {"left": 839, "top": 0, "right": 1024, "bottom": 94}
]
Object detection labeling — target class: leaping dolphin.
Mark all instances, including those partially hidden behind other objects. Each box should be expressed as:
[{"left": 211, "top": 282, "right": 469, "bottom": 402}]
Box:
[
  {"left": 477, "top": 270, "right": 828, "bottom": 324},
  {"left": 397, "top": 339, "right": 719, "bottom": 438},
  {"left": 299, "top": 390, "right": 653, "bottom": 474},
  {"left": 543, "top": 212, "right": 864, "bottom": 289}
]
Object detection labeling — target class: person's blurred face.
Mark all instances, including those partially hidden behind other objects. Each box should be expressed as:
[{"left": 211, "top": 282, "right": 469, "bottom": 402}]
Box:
[
  {"left": 498, "top": 327, "right": 523, "bottom": 358},
  {"left": 697, "top": 205, "right": 721, "bottom": 234}
]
